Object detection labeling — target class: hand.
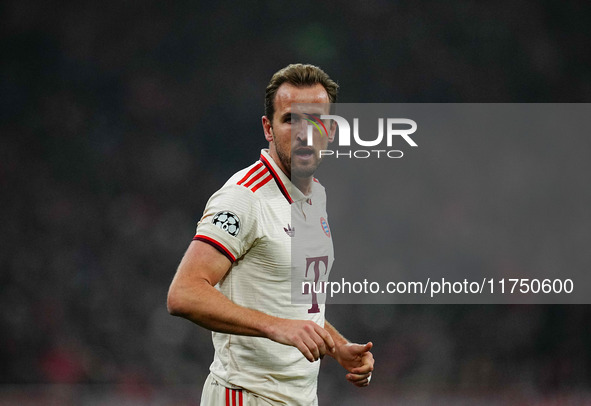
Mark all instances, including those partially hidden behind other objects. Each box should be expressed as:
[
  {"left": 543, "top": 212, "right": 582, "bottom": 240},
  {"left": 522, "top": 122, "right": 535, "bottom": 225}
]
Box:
[
  {"left": 334, "top": 342, "right": 374, "bottom": 387},
  {"left": 267, "top": 319, "right": 336, "bottom": 362}
]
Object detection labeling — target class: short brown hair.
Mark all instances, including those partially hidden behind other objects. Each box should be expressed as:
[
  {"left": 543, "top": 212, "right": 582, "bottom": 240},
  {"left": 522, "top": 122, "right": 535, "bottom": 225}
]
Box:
[{"left": 264, "top": 64, "right": 338, "bottom": 123}]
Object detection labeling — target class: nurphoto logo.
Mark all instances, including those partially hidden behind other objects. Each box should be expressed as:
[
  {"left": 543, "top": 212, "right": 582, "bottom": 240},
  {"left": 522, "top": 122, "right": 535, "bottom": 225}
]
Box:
[{"left": 307, "top": 114, "right": 418, "bottom": 159}]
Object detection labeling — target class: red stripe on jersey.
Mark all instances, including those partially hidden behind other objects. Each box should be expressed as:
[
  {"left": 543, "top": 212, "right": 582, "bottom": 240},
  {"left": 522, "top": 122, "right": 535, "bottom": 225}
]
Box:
[
  {"left": 260, "top": 154, "right": 293, "bottom": 204},
  {"left": 243, "top": 167, "right": 268, "bottom": 188},
  {"left": 237, "top": 162, "right": 264, "bottom": 185},
  {"left": 193, "top": 235, "right": 236, "bottom": 262},
  {"left": 313, "top": 177, "right": 320, "bottom": 183},
  {"left": 232, "top": 389, "right": 237, "bottom": 405},
  {"left": 225, "top": 388, "right": 230, "bottom": 406},
  {"left": 239, "top": 389, "right": 243, "bottom": 406},
  {"left": 250, "top": 173, "right": 272, "bottom": 192}
]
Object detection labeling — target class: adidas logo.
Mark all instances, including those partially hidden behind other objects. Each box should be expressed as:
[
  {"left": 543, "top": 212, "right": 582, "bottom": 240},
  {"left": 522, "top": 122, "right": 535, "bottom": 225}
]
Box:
[{"left": 284, "top": 224, "right": 295, "bottom": 237}]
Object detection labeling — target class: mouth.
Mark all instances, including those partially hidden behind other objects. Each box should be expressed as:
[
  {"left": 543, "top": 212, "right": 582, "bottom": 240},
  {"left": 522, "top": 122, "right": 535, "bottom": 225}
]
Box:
[{"left": 293, "top": 147, "right": 315, "bottom": 159}]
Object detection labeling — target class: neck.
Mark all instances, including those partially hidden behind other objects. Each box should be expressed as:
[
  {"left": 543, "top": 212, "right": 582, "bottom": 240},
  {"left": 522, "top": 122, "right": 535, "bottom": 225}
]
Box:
[{"left": 267, "top": 147, "right": 313, "bottom": 196}]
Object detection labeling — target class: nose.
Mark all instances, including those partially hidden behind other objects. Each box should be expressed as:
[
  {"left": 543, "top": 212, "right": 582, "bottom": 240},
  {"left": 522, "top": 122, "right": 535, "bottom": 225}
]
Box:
[{"left": 294, "top": 118, "right": 310, "bottom": 144}]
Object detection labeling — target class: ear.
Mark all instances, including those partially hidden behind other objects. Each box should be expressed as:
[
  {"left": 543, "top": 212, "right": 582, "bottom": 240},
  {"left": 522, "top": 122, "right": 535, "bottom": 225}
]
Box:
[
  {"left": 262, "top": 116, "right": 274, "bottom": 142},
  {"left": 327, "top": 119, "right": 336, "bottom": 143}
]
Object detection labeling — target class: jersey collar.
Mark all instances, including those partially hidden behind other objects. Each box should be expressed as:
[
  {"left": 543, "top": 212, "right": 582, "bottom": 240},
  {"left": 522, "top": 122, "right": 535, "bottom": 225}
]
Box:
[{"left": 260, "top": 149, "right": 309, "bottom": 204}]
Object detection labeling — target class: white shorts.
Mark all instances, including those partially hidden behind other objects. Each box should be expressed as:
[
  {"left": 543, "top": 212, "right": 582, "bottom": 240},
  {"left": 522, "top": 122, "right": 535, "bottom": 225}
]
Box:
[{"left": 200, "top": 374, "right": 279, "bottom": 406}]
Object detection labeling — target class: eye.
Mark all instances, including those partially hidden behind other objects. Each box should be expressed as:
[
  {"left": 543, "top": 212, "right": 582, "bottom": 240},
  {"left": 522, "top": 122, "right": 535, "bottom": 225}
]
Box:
[{"left": 285, "top": 114, "right": 301, "bottom": 124}]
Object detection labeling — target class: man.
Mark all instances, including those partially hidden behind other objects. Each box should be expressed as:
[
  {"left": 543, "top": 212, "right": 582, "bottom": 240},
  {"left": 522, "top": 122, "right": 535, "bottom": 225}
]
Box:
[{"left": 167, "top": 64, "right": 374, "bottom": 405}]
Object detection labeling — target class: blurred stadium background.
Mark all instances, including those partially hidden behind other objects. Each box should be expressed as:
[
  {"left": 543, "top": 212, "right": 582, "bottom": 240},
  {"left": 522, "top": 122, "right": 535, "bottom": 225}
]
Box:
[{"left": 2, "top": 0, "right": 591, "bottom": 404}]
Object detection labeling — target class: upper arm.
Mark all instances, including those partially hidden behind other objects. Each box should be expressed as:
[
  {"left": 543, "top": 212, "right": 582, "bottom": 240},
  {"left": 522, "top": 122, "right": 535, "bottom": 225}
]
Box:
[
  {"left": 168, "top": 181, "right": 260, "bottom": 316},
  {"left": 177, "top": 239, "right": 232, "bottom": 286},
  {"left": 167, "top": 240, "right": 232, "bottom": 316}
]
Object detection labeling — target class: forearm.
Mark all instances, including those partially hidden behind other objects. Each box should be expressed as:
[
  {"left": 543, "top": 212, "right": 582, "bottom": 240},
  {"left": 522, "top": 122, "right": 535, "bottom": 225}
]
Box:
[
  {"left": 168, "top": 276, "right": 277, "bottom": 338},
  {"left": 324, "top": 320, "right": 349, "bottom": 354}
]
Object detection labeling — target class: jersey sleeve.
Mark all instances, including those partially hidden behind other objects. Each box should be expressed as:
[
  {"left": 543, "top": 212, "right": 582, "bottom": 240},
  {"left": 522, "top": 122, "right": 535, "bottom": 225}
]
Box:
[{"left": 193, "top": 184, "right": 261, "bottom": 263}]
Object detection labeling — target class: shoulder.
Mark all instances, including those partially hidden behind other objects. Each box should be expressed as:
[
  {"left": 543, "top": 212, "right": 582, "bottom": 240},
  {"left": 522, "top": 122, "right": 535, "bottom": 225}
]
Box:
[
  {"left": 220, "top": 160, "right": 274, "bottom": 198},
  {"left": 204, "top": 160, "right": 277, "bottom": 220}
]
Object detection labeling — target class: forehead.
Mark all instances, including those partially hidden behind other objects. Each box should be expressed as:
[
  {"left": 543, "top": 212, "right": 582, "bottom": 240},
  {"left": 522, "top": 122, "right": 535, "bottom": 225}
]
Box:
[{"left": 274, "top": 83, "right": 330, "bottom": 116}]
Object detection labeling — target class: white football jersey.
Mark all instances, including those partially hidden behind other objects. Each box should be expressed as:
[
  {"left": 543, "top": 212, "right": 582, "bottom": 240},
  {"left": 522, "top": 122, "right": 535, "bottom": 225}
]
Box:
[{"left": 194, "top": 149, "right": 334, "bottom": 405}]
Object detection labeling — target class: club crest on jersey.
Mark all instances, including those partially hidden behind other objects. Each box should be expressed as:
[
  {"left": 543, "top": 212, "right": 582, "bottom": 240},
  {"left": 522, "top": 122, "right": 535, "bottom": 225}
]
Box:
[
  {"left": 212, "top": 211, "right": 240, "bottom": 237},
  {"left": 320, "top": 217, "right": 330, "bottom": 237}
]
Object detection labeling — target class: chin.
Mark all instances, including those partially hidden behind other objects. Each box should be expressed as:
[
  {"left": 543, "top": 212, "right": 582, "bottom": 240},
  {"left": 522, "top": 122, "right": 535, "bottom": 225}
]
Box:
[{"left": 292, "top": 165, "right": 318, "bottom": 179}]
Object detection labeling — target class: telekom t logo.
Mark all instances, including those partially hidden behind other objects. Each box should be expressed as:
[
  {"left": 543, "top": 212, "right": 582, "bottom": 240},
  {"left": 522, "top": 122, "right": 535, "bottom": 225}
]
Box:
[
  {"left": 302, "top": 256, "right": 329, "bottom": 314},
  {"left": 306, "top": 115, "right": 418, "bottom": 147}
]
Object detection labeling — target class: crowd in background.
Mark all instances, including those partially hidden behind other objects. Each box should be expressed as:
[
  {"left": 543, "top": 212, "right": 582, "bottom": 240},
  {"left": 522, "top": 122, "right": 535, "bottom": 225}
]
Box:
[{"left": 2, "top": 0, "right": 591, "bottom": 404}]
